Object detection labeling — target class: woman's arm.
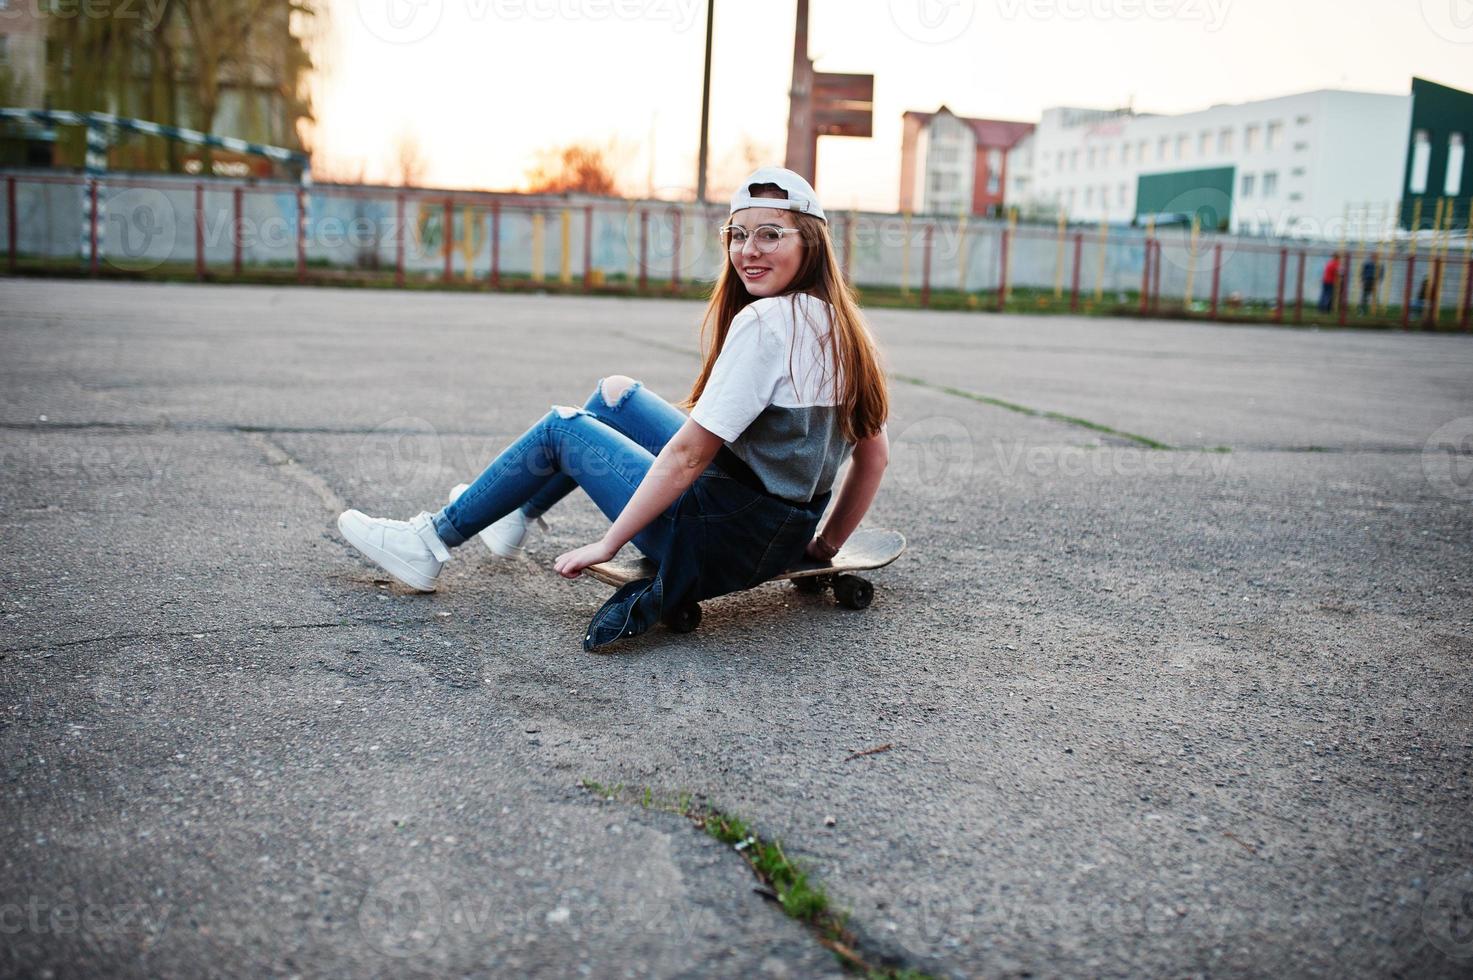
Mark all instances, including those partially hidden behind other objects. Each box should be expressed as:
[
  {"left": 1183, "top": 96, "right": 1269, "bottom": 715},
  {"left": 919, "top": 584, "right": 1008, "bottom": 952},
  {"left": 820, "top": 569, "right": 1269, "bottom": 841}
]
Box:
[
  {"left": 808, "top": 427, "right": 889, "bottom": 561},
  {"left": 553, "top": 418, "right": 724, "bottom": 578}
]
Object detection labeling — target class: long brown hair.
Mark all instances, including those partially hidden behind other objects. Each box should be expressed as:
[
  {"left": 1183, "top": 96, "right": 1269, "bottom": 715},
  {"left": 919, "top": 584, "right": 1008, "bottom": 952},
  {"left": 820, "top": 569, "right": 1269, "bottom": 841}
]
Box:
[{"left": 680, "top": 195, "right": 889, "bottom": 443}]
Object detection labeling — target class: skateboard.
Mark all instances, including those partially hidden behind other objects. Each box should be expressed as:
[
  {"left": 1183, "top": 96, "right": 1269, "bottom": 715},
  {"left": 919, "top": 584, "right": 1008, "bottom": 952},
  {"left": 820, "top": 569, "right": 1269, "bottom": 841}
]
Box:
[{"left": 582, "top": 528, "right": 906, "bottom": 634}]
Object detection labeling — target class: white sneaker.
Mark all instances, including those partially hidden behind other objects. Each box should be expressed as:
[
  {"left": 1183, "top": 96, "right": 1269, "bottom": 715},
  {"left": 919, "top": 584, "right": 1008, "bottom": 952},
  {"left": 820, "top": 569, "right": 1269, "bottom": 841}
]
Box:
[
  {"left": 337, "top": 509, "right": 451, "bottom": 592},
  {"left": 448, "top": 483, "right": 550, "bottom": 558}
]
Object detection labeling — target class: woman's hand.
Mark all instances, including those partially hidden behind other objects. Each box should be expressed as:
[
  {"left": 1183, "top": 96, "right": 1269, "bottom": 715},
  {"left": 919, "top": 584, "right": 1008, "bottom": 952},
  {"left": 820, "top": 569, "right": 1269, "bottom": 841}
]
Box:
[
  {"left": 554, "top": 539, "right": 619, "bottom": 579},
  {"left": 805, "top": 534, "right": 840, "bottom": 563}
]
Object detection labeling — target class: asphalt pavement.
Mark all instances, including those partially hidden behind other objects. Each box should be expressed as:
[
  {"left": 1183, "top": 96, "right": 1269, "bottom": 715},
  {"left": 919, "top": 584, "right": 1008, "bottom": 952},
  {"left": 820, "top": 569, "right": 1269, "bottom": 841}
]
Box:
[{"left": 2, "top": 278, "right": 1471, "bottom": 978}]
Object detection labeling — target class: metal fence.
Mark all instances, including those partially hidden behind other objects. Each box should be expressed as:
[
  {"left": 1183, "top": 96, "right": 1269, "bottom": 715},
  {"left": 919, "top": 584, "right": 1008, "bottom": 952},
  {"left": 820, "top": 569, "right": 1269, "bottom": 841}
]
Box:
[{"left": 3, "top": 169, "right": 1470, "bottom": 331}]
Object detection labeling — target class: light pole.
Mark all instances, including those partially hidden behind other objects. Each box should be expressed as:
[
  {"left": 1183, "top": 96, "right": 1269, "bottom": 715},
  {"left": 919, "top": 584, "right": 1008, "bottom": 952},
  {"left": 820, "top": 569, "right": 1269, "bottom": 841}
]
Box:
[{"left": 696, "top": 0, "right": 715, "bottom": 202}]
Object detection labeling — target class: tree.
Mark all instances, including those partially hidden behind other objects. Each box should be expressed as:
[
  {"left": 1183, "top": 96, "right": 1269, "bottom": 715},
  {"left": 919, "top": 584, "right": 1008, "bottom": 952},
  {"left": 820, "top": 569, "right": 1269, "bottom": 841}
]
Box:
[
  {"left": 524, "top": 143, "right": 621, "bottom": 196},
  {"left": 394, "top": 131, "right": 426, "bottom": 187}
]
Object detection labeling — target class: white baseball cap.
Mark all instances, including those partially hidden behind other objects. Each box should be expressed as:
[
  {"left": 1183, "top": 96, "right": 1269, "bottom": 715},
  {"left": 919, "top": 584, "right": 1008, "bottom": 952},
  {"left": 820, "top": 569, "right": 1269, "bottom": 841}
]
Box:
[{"left": 728, "top": 167, "right": 826, "bottom": 222}]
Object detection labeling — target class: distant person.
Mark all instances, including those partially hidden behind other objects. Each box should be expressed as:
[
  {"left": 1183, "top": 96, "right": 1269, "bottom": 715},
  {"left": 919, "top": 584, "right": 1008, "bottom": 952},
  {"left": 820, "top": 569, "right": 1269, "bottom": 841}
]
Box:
[
  {"left": 1319, "top": 255, "right": 1341, "bottom": 313},
  {"left": 334, "top": 168, "right": 891, "bottom": 650},
  {"left": 1413, "top": 276, "right": 1430, "bottom": 320},
  {"left": 1359, "top": 257, "right": 1381, "bottom": 314}
]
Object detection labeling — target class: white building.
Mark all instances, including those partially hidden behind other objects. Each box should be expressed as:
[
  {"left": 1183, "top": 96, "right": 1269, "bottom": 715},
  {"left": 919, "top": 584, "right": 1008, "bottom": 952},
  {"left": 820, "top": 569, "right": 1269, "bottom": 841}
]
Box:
[{"left": 1007, "top": 89, "right": 1414, "bottom": 237}]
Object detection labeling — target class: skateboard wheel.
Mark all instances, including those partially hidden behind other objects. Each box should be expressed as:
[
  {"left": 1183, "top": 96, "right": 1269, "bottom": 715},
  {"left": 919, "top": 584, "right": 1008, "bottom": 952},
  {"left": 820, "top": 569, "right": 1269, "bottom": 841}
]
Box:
[
  {"left": 793, "top": 576, "right": 826, "bottom": 595},
  {"left": 662, "top": 600, "right": 702, "bottom": 634},
  {"left": 832, "top": 575, "right": 873, "bottom": 610}
]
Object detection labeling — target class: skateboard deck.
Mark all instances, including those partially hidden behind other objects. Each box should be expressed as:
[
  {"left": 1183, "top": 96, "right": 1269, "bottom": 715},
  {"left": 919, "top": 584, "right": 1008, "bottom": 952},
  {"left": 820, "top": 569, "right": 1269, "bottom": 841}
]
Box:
[{"left": 582, "top": 528, "right": 905, "bottom": 633}]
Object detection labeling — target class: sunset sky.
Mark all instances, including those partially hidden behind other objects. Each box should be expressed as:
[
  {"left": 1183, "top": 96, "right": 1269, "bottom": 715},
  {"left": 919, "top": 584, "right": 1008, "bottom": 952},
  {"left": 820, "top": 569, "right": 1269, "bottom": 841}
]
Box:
[{"left": 311, "top": 0, "right": 1473, "bottom": 211}]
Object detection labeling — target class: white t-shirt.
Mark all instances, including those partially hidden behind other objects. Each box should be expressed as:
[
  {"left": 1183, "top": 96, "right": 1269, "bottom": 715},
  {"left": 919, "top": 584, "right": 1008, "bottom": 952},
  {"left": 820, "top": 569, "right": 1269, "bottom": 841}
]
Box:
[{"left": 689, "top": 293, "right": 860, "bottom": 502}]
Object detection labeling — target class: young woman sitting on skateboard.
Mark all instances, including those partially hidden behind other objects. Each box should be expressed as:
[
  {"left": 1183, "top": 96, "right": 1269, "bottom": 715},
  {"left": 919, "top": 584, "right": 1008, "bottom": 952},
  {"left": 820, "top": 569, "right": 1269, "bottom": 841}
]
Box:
[{"left": 337, "top": 167, "right": 890, "bottom": 649}]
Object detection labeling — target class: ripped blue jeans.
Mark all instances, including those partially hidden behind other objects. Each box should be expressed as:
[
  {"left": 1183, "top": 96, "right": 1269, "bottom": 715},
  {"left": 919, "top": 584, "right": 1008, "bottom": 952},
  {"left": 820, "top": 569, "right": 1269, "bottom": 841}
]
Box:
[{"left": 430, "top": 378, "right": 687, "bottom": 560}]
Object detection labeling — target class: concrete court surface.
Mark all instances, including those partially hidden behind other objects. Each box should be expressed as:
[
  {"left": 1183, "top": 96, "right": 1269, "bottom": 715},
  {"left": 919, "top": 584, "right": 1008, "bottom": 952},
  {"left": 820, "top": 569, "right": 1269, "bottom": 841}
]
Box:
[{"left": 1, "top": 277, "right": 1471, "bottom": 979}]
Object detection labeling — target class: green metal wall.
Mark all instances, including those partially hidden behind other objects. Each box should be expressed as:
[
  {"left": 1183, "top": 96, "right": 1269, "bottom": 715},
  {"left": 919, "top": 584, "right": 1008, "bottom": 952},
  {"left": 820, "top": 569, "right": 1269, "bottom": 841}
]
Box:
[
  {"left": 1400, "top": 77, "right": 1472, "bottom": 231},
  {"left": 1135, "top": 167, "right": 1236, "bottom": 230}
]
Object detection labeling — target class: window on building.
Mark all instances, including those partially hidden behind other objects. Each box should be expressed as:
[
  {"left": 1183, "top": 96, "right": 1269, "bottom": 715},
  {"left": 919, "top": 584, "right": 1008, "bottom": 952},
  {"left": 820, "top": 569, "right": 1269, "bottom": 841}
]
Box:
[
  {"left": 1267, "top": 121, "right": 1284, "bottom": 150},
  {"left": 1157, "top": 137, "right": 1169, "bottom": 161},
  {"left": 1199, "top": 131, "right": 1212, "bottom": 156},
  {"left": 1057, "top": 150, "right": 1066, "bottom": 172},
  {"left": 1138, "top": 140, "right": 1148, "bottom": 161},
  {"left": 1241, "top": 173, "right": 1256, "bottom": 197},
  {"left": 1067, "top": 188, "right": 1077, "bottom": 209},
  {"left": 1410, "top": 129, "right": 1432, "bottom": 194},
  {"left": 1101, "top": 146, "right": 1111, "bottom": 167},
  {"left": 1291, "top": 167, "right": 1306, "bottom": 177},
  {"left": 1289, "top": 192, "right": 1303, "bottom": 202},
  {"left": 1447, "top": 134, "right": 1466, "bottom": 197},
  {"left": 1218, "top": 128, "right": 1233, "bottom": 154},
  {"left": 933, "top": 145, "right": 958, "bottom": 164},
  {"left": 1176, "top": 134, "right": 1190, "bottom": 159},
  {"left": 1086, "top": 147, "right": 1096, "bottom": 169},
  {"left": 1070, "top": 149, "right": 1079, "bottom": 170},
  {"left": 1244, "top": 125, "right": 1260, "bottom": 152},
  {"left": 1296, "top": 115, "right": 1311, "bottom": 126},
  {"left": 1262, "top": 172, "right": 1278, "bottom": 197},
  {"left": 1294, "top": 142, "right": 1309, "bottom": 152},
  {"left": 1084, "top": 186, "right": 1094, "bottom": 206},
  {"left": 1120, "top": 143, "right": 1131, "bottom": 164},
  {"left": 1118, "top": 184, "right": 1127, "bottom": 207},
  {"left": 987, "top": 149, "right": 1003, "bottom": 194}
]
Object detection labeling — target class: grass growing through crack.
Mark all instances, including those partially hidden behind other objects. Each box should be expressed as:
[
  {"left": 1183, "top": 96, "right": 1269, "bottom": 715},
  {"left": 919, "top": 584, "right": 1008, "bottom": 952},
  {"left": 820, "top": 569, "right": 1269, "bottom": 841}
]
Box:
[{"left": 578, "top": 779, "right": 938, "bottom": 980}]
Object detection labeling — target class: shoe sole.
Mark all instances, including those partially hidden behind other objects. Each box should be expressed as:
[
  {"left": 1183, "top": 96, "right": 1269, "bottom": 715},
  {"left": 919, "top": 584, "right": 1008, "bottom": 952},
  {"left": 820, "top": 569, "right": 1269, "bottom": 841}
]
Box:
[{"left": 337, "top": 511, "right": 438, "bottom": 592}]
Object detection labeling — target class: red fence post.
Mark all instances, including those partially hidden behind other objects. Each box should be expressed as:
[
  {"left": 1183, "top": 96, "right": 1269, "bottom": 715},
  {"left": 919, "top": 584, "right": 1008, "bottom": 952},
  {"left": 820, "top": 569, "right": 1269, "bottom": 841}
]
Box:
[
  {"left": 232, "top": 186, "right": 243, "bottom": 277},
  {"left": 6, "top": 176, "right": 15, "bottom": 272},
  {"left": 637, "top": 209, "right": 648, "bottom": 292},
  {"left": 1338, "top": 251, "right": 1350, "bottom": 326},
  {"left": 490, "top": 200, "right": 501, "bottom": 288},
  {"left": 394, "top": 193, "right": 405, "bottom": 288},
  {"left": 1462, "top": 256, "right": 1472, "bottom": 332},
  {"left": 1209, "top": 243, "right": 1222, "bottom": 320},
  {"left": 442, "top": 198, "right": 453, "bottom": 284},
  {"left": 194, "top": 183, "right": 205, "bottom": 281},
  {"left": 920, "top": 224, "right": 933, "bottom": 308},
  {"left": 1274, "top": 247, "right": 1287, "bottom": 323},
  {"left": 583, "top": 204, "right": 593, "bottom": 292},
  {"left": 1138, "top": 236, "right": 1152, "bottom": 316},
  {"left": 997, "top": 227, "right": 1010, "bottom": 312},
  {"left": 88, "top": 180, "right": 100, "bottom": 276},
  {"left": 1294, "top": 250, "right": 1306, "bottom": 324},
  {"left": 1402, "top": 255, "right": 1416, "bottom": 330},
  {"left": 295, "top": 187, "right": 306, "bottom": 283},
  {"left": 669, "top": 207, "right": 681, "bottom": 293},
  {"left": 1070, "top": 232, "right": 1083, "bottom": 312},
  {"left": 1427, "top": 257, "right": 1444, "bottom": 329}
]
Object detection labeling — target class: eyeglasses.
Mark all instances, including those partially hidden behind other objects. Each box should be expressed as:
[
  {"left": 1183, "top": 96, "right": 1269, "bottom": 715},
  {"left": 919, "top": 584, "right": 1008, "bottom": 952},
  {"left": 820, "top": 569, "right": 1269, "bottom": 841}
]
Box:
[{"left": 720, "top": 224, "right": 802, "bottom": 253}]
